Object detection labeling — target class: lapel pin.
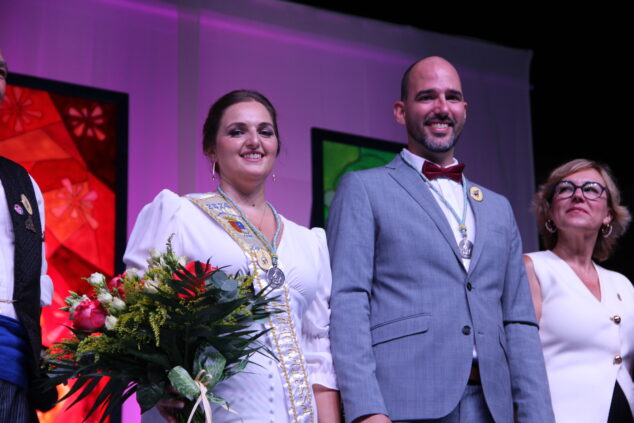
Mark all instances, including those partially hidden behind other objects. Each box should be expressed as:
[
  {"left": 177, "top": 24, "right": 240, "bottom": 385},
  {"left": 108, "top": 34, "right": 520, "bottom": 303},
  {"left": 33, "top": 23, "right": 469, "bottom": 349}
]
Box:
[
  {"left": 13, "top": 203, "right": 24, "bottom": 215},
  {"left": 19, "top": 194, "right": 37, "bottom": 233},
  {"left": 20, "top": 194, "right": 33, "bottom": 215},
  {"left": 470, "top": 186, "right": 483, "bottom": 202}
]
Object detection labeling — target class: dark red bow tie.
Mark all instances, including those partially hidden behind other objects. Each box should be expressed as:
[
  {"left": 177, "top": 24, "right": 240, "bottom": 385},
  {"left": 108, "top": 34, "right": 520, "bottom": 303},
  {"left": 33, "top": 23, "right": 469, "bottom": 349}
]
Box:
[{"left": 422, "top": 161, "right": 465, "bottom": 183}]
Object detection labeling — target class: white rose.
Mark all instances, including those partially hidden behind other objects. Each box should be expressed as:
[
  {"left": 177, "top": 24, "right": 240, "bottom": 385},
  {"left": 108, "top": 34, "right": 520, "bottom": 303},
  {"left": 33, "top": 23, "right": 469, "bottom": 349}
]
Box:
[
  {"left": 144, "top": 279, "right": 159, "bottom": 294},
  {"left": 111, "top": 298, "right": 126, "bottom": 311},
  {"left": 105, "top": 315, "right": 118, "bottom": 330},
  {"left": 88, "top": 273, "right": 105, "bottom": 287},
  {"left": 149, "top": 248, "right": 160, "bottom": 259},
  {"left": 97, "top": 292, "right": 113, "bottom": 305}
]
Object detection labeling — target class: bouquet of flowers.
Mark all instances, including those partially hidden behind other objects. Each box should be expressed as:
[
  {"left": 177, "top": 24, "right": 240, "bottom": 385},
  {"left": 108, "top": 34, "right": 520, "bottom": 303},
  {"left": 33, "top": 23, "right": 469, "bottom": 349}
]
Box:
[{"left": 45, "top": 238, "right": 275, "bottom": 423}]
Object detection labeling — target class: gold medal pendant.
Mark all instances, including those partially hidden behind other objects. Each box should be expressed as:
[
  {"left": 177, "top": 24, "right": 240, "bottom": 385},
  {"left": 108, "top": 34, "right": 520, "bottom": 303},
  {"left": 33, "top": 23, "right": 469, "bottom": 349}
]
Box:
[{"left": 256, "top": 249, "right": 273, "bottom": 271}]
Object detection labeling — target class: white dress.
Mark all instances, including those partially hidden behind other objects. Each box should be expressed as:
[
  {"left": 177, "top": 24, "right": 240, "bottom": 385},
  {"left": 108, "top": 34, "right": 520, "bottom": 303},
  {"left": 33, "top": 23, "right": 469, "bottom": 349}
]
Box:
[
  {"left": 124, "top": 190, "right": 338, "bottom": 423},
  {"left": 526, "top": 250, "right": 634, "bottom": 423}
]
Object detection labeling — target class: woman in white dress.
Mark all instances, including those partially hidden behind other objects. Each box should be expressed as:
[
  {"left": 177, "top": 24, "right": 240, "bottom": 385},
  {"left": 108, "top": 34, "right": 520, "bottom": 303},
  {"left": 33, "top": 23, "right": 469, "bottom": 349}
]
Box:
[
  {"left": 524, "top": 159, "right": 634, "bottom": 423},
  {"left": 124, "top": 90, "right": 340, "bottom": 423}
]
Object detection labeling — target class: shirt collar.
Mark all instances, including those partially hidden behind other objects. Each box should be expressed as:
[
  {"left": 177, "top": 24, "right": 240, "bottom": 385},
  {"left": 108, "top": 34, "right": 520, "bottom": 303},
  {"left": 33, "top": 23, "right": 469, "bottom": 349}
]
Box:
[{"left": 401, "top": 148, "right": 459, "bottom": 172}]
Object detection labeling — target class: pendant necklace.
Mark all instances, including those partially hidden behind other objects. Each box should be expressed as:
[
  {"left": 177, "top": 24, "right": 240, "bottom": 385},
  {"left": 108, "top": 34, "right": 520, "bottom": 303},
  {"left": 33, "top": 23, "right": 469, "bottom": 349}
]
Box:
[
  {"left": 217, "top": 185, "right": 286, "bottom": 288},
  {"left": 400, "top": 151, "right": 473, "bottom": 259}
]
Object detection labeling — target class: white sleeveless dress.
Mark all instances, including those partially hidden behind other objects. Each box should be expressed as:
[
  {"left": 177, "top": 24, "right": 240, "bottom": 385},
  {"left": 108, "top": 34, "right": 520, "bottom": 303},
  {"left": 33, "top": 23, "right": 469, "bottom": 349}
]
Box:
[{"left": 526, "top": 250, "right": 634, "bottom": 423}]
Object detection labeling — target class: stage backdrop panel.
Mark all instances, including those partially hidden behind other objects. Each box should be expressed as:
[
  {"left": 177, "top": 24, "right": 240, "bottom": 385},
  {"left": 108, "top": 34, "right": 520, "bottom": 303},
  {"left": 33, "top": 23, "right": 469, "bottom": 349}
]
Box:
[{"left": 0, "top": 74, "right": 128, "bottom": 423}]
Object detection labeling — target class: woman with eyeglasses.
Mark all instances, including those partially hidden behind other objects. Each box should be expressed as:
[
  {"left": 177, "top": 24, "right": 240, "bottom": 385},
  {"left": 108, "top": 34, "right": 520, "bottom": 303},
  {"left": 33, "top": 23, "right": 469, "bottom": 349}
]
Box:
[{"left": 524, "top": 159, "right": 634, "bottom": 423}]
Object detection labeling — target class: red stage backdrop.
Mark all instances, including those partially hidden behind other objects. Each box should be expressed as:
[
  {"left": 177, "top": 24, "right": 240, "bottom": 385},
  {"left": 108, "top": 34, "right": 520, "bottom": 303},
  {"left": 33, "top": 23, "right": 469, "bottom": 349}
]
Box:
[{"left": 0, "top": 75, "right": 128, "bottom": 423}]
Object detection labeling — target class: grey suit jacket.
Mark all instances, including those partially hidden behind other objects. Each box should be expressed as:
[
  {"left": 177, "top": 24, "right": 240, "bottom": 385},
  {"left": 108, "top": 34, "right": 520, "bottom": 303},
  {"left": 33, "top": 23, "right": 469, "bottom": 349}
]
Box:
[{"left": 327, "top": 155, "right": 554, "bottom": 423}]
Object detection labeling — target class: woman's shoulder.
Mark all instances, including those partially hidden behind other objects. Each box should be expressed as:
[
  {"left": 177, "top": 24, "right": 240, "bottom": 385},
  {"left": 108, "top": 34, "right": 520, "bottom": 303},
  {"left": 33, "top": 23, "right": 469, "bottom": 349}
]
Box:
[
  {"left": 524, "top": 250, "right": 555, "bottom": 263},
  {"left": 595, "top": 263, "right": 634, "bottom": 290},
  {"left": 135, "top": 189, "right": 218, "bottom": 230},
  {"left": 281, "top": 216, "right": 326, "bottom": 246},
  {"left": 144, "top": 189, "right": 213, "bottom": 213}
]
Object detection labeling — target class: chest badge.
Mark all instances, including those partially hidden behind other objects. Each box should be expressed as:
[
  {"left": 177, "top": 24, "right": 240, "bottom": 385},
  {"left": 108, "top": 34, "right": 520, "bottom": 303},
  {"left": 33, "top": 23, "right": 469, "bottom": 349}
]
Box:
[{"left": 469, "top": 186, "right": 483, "bottom": 202}]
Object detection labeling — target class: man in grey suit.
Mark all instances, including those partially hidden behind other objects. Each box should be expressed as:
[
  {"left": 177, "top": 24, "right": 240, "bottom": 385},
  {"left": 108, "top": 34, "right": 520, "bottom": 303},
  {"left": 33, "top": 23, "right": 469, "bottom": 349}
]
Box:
[{"left": 327, "top": 56, "right": 554, "bottom": 423}]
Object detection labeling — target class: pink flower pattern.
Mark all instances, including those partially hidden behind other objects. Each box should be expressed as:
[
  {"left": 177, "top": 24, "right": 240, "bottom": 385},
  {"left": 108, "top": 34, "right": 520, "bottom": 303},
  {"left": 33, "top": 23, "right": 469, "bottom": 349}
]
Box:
[
  {"left": 0, "top": 86, "right": 44, "bottom": 133},
  {"left": 52, "top": 178, "right": 99, "bottom": 229},
  {"left": 67, "top": 104, "right": 107, "bottom": 141}
]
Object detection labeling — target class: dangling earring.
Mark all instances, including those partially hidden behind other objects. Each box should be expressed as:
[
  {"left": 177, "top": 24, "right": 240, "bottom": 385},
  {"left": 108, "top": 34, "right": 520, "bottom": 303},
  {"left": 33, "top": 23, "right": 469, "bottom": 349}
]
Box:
[
  {"left": 211, "top": 161, "right": 216, "bottom": 181},
  {"left": 272, "top": 172, "right": 277, "bottom": 182},
  {"left": 545, "top": 219, "right": 557, "bottom": 234},
  {"left": 601, "top": 223, "right": 613, "bottom": 238}
]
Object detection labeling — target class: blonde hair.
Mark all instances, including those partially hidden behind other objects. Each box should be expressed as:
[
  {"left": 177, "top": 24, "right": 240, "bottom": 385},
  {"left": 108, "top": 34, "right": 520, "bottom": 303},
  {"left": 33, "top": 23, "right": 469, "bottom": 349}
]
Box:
[{"left": 533, "top": 159, "right": 631, "bottom": 261}]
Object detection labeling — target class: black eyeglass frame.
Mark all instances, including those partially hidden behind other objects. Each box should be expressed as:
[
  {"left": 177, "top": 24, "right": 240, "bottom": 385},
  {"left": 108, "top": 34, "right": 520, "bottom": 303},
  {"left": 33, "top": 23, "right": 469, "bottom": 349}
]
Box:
[{"left": 552, "top": 180, "right": 608, "bottom": 201}]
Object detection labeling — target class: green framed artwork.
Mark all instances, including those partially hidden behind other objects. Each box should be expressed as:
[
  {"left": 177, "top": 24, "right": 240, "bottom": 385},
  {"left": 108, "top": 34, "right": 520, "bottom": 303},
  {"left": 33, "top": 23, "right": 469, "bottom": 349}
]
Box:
[{"left": 310, "top": 128, "right": 404, "bottom": 227}]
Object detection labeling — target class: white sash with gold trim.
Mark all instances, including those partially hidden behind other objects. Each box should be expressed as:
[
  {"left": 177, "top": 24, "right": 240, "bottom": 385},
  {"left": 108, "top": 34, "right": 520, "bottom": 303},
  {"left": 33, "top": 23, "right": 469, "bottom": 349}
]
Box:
[{"left": 187, "top": 194, "right": 315, "bottom": 423}]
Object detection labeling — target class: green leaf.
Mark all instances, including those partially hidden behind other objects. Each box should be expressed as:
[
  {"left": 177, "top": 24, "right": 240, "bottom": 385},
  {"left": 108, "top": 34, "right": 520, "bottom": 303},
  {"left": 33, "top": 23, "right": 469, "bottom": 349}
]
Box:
[
  {"left": 126, "top": 350, "right": 170, "bottom": 368},
  {"left": 193, "top": 345, "right": 226, "bottom": 390},
  {"left": 167, "top": 366, "right": 199, "bottom": 401},
  {"left": 136, "top": 382, "right": 165, "bottom": 413}
]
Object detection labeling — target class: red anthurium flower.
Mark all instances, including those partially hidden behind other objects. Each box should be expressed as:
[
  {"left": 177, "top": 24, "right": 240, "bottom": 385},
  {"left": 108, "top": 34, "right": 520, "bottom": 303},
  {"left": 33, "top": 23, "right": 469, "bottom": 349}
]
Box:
[
  {"left": 72, "top": 299, "right": 107, "bottom": 332},
  {"left": 173, "top": 261, "right": 217, "bottom": 299}
]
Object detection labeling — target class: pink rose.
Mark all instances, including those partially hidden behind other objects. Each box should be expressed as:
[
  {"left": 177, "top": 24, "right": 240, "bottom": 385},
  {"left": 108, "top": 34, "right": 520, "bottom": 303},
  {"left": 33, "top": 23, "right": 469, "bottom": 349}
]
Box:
[
  {"left": 173, "top": 261, "right": 217, "bottom": 299},
  {"left": 107, "top": 273, "right": 126, "bottom": 299},
  {"left": 72, "top": 299, "right": 107, "bottom": 332}
]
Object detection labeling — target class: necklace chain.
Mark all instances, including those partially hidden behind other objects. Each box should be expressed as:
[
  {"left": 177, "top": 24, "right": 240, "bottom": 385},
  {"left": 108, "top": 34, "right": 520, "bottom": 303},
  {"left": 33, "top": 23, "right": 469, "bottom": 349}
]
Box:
[
  {"left": 217, "top": 185, "right": 282, "bottom": 266},
  {"left": 400, "top": 152, "right": 472, "bottom": 258}
]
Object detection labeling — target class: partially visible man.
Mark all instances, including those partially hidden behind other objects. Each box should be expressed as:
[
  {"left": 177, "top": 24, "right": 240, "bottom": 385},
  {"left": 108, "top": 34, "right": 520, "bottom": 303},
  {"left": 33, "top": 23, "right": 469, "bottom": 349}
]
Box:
[
  {"left": 328, "top": 56, "right": 554, "bottom": 422},
  {"left": 0, "top": 48, "right": 56, "bottom": 422}
]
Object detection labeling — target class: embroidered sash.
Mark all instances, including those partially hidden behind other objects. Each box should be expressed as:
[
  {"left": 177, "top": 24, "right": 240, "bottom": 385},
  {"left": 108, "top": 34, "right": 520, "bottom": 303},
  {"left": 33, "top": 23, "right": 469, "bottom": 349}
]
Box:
[{"left": 187, "top": 194, "right": 314, "bottom": 423}]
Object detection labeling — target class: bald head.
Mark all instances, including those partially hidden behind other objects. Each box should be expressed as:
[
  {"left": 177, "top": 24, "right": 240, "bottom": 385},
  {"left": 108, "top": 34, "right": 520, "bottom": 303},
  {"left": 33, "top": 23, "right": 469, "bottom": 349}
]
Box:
[
  {"left": 0, "top": 49, "right": 7, "bottom": 104},
  {"left": 400, "top": 56, "right": 463, "bottom": 101}
]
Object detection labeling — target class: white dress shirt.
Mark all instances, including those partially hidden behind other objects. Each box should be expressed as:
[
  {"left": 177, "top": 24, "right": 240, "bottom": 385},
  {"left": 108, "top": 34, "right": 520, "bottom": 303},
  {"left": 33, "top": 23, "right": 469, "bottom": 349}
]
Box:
[
  {"left": 0, "top": 176, "right": 54, "bottom": 319},
  {"left": 401, "top": 148, "right": 476, "bottom": 270}
]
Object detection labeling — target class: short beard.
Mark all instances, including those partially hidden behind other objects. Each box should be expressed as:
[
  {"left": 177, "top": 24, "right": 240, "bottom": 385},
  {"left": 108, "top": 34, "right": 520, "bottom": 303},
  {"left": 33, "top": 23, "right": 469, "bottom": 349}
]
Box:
[{"left": 409, "top": 129, "right": 461, "bottom": 153}]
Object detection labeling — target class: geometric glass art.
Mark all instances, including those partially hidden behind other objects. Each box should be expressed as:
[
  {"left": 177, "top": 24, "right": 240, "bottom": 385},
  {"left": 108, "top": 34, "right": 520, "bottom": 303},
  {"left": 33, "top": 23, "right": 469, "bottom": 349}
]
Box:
[{"left": 1, "top": 73, "right": 128, "bottom": 423}]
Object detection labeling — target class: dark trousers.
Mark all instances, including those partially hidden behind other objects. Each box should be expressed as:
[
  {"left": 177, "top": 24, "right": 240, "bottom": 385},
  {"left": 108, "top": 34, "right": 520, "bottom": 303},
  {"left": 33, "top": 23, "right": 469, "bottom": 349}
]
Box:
[
  {"left": 608, "top": 382, "right": 634, "bottom": 423},
  {"left": 0, "top": 379, "right": 37, "bottom": 423}
]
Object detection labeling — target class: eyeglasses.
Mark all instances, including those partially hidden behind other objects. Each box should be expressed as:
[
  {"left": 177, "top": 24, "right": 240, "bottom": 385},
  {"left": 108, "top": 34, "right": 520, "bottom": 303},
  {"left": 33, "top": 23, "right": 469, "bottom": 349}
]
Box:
[{"left": 552, "top": 180, "right": 607, "bottom": 200}]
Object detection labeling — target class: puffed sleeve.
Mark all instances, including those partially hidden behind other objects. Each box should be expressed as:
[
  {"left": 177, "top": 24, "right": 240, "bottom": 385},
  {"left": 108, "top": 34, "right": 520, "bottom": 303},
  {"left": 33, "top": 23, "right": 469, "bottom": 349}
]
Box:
[
  {"left": 301, "top": 227, "right": 338, "bottom": 390},
  {"left": 124, "top": 189, "right": 185, "bottom": 271},
  {"left": 31, "top": 176, "right": 53, "bottom": 307}
]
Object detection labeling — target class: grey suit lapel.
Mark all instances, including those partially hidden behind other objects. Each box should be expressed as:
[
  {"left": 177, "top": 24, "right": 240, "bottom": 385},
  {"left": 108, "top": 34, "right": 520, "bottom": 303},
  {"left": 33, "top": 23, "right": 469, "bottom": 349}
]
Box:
[
  {"left": 386, "top": 155, "right": 464, "bottom": 264},
  {"left": 465, "top": 180, "right": 488, "bottom": 274}
]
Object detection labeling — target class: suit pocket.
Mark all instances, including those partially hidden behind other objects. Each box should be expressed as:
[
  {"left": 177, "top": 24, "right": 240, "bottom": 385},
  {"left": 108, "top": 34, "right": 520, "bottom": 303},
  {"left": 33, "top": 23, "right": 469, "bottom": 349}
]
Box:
[{"left": 370, "top": 313, "right": 430, "bottom": 346}]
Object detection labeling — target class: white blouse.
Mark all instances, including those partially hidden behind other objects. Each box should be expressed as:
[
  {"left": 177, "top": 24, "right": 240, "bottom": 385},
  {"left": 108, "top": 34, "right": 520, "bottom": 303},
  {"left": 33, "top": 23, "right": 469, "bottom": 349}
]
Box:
[
  {"left": 526, "top": 250, "right": 634, "bottom": 423},
  {"left": 124, "top": 190, "right": 337, "bottom": 423}
]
